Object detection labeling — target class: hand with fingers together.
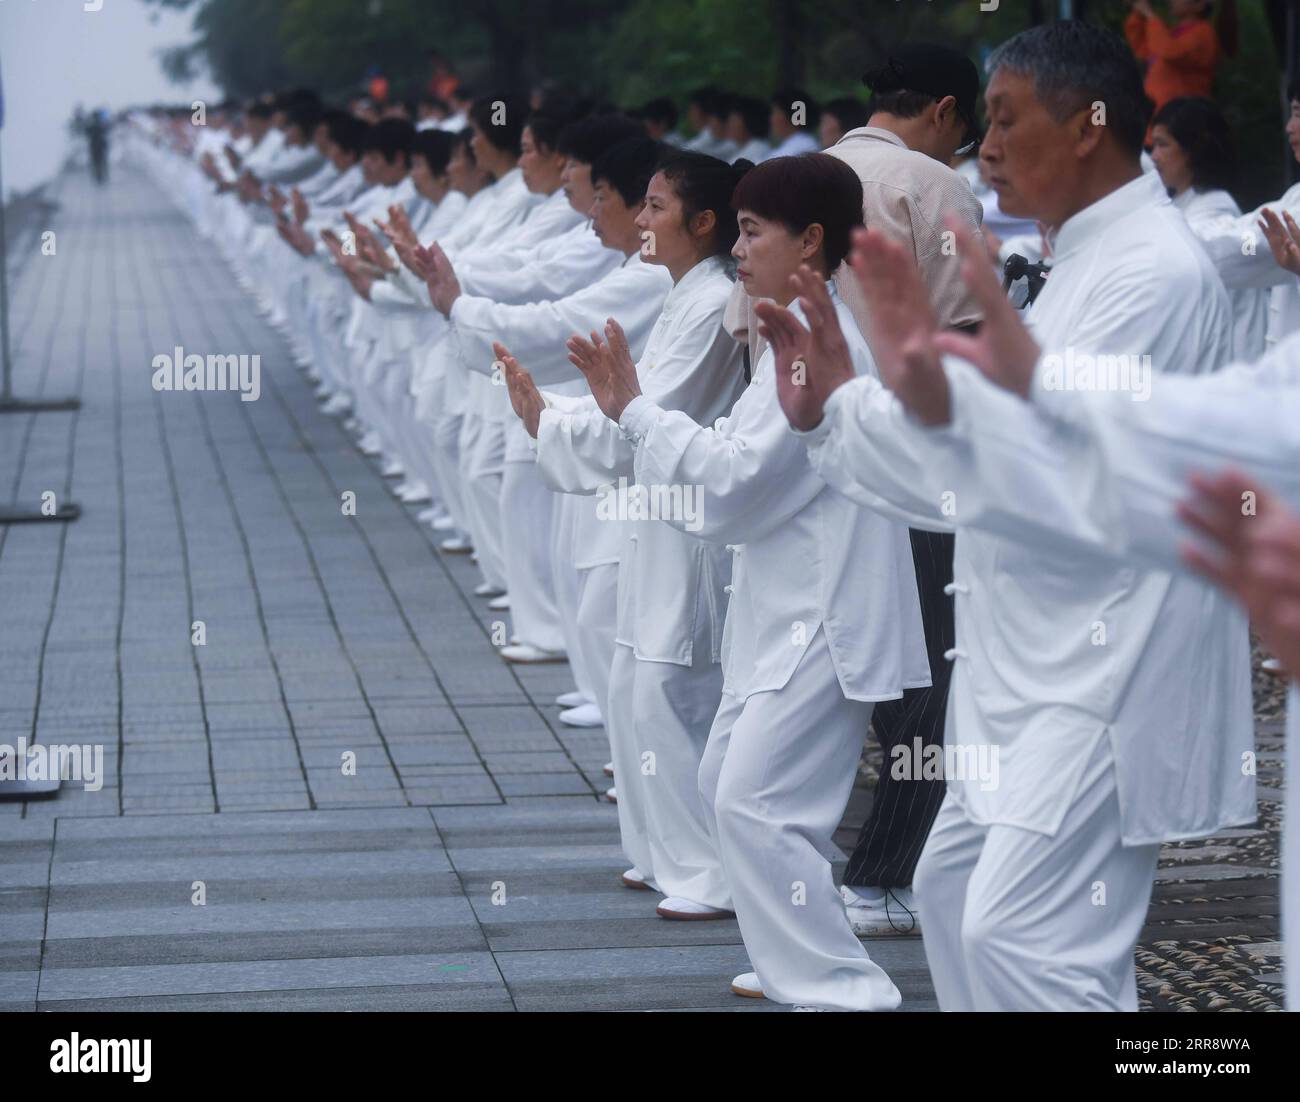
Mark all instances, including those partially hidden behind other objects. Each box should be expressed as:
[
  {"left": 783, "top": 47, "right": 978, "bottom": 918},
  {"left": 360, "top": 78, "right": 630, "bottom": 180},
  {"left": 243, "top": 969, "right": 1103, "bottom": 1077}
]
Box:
[
  {"left": 496, "top": 342, "right": 546, "bottom": 438},
  {"left": 1259, "top": 207, "right": 1300, "bottom": 278},
  {"left": 423, "top": 242, "right": 462, "bottom": 316},
  {"left": 567, "top": 320, "right": 642, "bottom": 422},
  {"left": 758, "top": 265, "right": 855, "bottom": 432},
  {"left": 1178, "top": 469, "right": 1300, "bottom": 679}
]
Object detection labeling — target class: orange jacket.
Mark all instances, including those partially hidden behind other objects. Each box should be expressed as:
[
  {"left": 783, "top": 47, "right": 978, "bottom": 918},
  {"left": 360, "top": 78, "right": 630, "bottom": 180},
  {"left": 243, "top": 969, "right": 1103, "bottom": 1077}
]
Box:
[{"left": 1125, "top": 12, "right": 1219, "bottom": 112}]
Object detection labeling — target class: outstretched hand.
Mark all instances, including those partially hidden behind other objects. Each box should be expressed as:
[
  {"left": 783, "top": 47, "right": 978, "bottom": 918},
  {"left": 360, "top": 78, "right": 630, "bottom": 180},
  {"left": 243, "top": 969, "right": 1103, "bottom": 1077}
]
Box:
[
  {"left": 1259, "top": 207, "right": 1300, "bottom": 278},
  {"left": 1179, "top": 469, "right": 1300, "bottom": 679},
  {"left": 567, "top": 319, "right": 642, "bottom": 422},
  {"left": 759, "top": 265, "right": 854, "bottom": 432},
  {"left": 496, "top": 342, "right": 545, "bottom": 439}
]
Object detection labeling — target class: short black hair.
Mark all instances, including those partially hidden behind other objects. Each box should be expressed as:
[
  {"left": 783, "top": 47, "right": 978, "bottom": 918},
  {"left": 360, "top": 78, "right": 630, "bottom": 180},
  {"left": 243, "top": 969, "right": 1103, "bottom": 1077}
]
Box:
[
  {"left": 247, "top": 101, "right": 275, "bottom": 121},
  {"left": 557, "top": 113, "right": 646, "bottom": 164},
  {"left": 655, "top": 149, "right": 753, "bottom": 256},
  {"left": 1152, "top": 97, "right": 1235, "bottom": 193},
  {"left": 591, "top": 136, "right": 663, "bottom": 207},
  {"left": 730, "top": 95, "right": 770, "bottom": 139},
  {"left": 823, "top": 97, "right": 870, "bottom": 134},
  {"left": 987, "top": 20, "right": 1150, "bottom": 158},
  {"left": 287, "top": 100, "right": 323, "bottom": 135},
  {"left": 469, "top": 94, "right": 527, "bottom": 156},
  {"left": 642, "top": 97, "right": 679, "bottom": 131},
  {"left": 526, "top": 102, "right": 586, "bottom": 153},
  {"left": 325, "top": 110, "right": 367, "bottom": 156},
  {"left": 363, "top": 117, "right": 416, "bottom": 164},
  {"left": 411, "top": 127, "right": 455, "bottom": 175},
  {"left": 731, "top": 153, "right": 864, "bottom": 270},
  {"left": 770, "top": 87, "right": 820, "bottom": 128}
]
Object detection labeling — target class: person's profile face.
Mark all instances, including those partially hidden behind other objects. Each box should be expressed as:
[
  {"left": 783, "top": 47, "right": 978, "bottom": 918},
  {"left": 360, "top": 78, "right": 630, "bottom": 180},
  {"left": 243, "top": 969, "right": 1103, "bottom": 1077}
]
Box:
[
  {"left": 562, "top": 160, "right": 595, "bottom": 215},
  {"left": 635, "top": 171, "right": 689, "bottom": 268},
  {"left": 1286, "top": 101, "right": 1300, "bottom": 163},
  {"left": 732, "top": 209, "right": 806, "bottom": 303},
  {"left": 1149, "top": 124, "right": 1193, "bottom": 193},
  {"left": 979, "top": 68, "right": 1078, "bottom": 223}
]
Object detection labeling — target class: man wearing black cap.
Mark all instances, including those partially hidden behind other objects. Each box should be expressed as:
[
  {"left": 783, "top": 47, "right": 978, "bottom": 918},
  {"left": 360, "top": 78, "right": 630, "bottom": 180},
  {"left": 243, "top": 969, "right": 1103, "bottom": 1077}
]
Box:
[{"left": 823, "top": 43, "right": 985, "bottom": 940}]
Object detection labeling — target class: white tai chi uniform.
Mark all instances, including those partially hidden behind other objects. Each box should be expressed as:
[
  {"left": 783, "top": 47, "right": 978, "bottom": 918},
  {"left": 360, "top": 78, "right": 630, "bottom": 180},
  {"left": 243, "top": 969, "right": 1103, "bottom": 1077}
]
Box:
[
  {"left": 535, "top": 256, "right": 746, "bottom": 904},
  {"left": 1195, "top": 181, "right": 1300, "bottom": 349},
  {"left": 618, "top": 285, "right": 929, "bottom": 1010},
  {"left": 901, "top": 333, "right": 1300, "bottom": 1009},
  {"left": 450, "top": 255, "right": 673, "bottom": 698},
  {"left": 798, "top": 171, "right": 1255, "bottom": 1011},
  {"left": 1173, "top": 187, "right": 1267, "bottom": 360}
]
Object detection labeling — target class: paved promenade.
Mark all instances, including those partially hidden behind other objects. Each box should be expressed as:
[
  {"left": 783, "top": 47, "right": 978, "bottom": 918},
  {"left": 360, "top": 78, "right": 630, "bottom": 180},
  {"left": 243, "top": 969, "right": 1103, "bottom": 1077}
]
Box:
[{"left": 0, "top": 166, "right": 1283, "bottom": 1011}]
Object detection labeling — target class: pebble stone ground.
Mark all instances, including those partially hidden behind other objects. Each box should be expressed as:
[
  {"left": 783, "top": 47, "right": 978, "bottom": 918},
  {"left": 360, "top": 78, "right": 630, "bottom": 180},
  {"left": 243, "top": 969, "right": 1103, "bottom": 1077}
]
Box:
[{"left": 0, "top": 165, "right": 1284, "bottom": 1012}]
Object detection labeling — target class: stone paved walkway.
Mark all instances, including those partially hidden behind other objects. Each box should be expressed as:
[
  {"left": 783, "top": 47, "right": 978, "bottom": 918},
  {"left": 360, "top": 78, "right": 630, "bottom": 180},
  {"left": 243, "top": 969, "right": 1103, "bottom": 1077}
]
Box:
[{"left": 0, "top": 166, "right": 1281, "bottom": 1012}]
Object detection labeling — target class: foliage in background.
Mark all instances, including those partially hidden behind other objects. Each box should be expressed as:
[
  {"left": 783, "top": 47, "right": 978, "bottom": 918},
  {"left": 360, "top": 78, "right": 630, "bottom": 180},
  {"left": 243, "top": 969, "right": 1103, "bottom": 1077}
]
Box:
[{"left": 142, "top": 0, "right": 1287, "bottom": 204}]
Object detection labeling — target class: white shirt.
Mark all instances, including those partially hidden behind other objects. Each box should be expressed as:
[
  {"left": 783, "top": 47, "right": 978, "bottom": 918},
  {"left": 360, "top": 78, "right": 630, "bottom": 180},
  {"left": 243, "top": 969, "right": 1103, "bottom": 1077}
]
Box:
[
  {"left": 733, "top": 138, "right": 772, "bottom": 164},
  {"left": 762, "top": 131, "right": 820, "bottom": 159},
  {"left": 619, "top": 286, "right": 929, "bottom": 702},
  {"left": 1174, "top": 187, "right": 1268, "bottom": 360},
  {"left": 535, "top": 256, "right": 747, "bottom": 665},
  {"left": 800, "top": 171, "right": 1253, "bottom": 844}
]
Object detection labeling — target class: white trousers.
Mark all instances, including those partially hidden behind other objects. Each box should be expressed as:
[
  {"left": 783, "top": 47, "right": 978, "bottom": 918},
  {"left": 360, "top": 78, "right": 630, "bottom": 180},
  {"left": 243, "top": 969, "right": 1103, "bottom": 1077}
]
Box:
[
  {"left": 700, "top": 628, "right": 901, "bottom": 1011},
  {"left": 607, "top": 643, "right": 729, "bottom": 906},
  {"left": 457, "top": 414, "right": 508, "bottom": 592},
  {"left": 501, "top": 459, "right": 564, "bottom": 652},
  {"left": 575, "top": 562, "right": 618, "bottom": 723},
  {"left": 913, "top": 736, "right": 1160, "bottom": 1011}
]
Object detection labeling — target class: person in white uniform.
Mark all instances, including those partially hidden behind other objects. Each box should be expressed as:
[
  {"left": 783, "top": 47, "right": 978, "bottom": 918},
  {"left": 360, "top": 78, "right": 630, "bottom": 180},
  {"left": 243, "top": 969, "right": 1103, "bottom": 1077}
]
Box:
[
  {"left": 819, "top": 203, "right": 1300, "bottom": 1008},
  {"left": 762, "top": 88, "right": 821, "bottom": 159},
  {"left": 762, "top": 21, "right": 1255, "bottom": 1012},
  {"left": 416, "top": 136, "right": 674, "bottom": 752},
  {"left": 576, "top": 153, "right": 930, "bottom": 1011},
  {"left": 506, "top": 150, "right": 751, "bottom": 918},
  {"left": 1149, "top": 96, "right": 1267, "bottom": 359}
]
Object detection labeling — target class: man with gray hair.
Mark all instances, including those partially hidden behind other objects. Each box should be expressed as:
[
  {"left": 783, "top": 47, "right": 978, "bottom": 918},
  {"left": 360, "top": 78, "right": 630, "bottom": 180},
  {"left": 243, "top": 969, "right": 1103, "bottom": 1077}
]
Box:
[{"left": 763, "top": 20, "right": 1252, "bottom": 1010}]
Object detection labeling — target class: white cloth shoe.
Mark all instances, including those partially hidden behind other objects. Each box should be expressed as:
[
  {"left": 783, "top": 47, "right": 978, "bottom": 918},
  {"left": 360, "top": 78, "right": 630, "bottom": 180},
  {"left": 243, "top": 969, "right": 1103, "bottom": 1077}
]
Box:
[
  {"left": 730, "top": 972, "right": 764, "bottom": 999},
  {"left": 621, "top": 868, "right": 657, "bottom": 891},
  {"left": 604, "top": 786, "right": 617, "bottom": 803},
  {"left": 380, "top": 458, "right": 404, "bottom": 478},
  {"left": 397, "top": 482, "right": 431, "bottom": 504},
  {"left": 473, "top": 583, "right": 506, "bottom": 598},
  {"left": 416, "top": 506, "right": 438, "bottom": 523},
  {"left": 840, "top": 884, "right": 922, "bottom": 937},
  {"left": 431, "top": 512, "right": 457, "bottom": 531},
  {"left": 487, "top": 595, "right": 511, "bottom": 611},
  {"left": 559, "top": 702, "right": 604, "bottom": 728},
  {"left": 499, "top": 643, "right": 567, "bottom": 664},
  {"left": 603, "top": 761, "right": 614, "bottom": 777},
  {"left": 322, "top": 393, "right": 352, "bottom": 415},
  {"left": 439, "top": 536, "right": 473, "bottom": 554},
  {"left": 656, "top": 896, "right": 734, "bottom": 921},
  {"left": 555, "top": 690, "right": 586, "bottom": 708}
]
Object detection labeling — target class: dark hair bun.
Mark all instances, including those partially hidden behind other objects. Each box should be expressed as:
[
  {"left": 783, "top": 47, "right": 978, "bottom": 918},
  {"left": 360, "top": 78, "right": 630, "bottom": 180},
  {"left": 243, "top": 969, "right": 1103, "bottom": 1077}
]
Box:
[{"left": 732, "top": 158, "right": 755, "bottom": 174}]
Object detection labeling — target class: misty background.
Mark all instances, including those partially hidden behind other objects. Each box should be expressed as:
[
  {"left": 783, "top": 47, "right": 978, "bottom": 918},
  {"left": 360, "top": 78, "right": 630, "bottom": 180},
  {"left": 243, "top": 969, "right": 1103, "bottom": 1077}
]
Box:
[{"left": 0, "top": 0, "right": 217, "bottom": 199}]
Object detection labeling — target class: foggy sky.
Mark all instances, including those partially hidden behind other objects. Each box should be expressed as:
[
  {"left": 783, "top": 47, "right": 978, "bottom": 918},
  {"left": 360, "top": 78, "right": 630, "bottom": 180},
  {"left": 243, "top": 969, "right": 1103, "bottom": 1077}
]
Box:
[{"left": 1, "top": 0, "right": 219, "bottom": 198}]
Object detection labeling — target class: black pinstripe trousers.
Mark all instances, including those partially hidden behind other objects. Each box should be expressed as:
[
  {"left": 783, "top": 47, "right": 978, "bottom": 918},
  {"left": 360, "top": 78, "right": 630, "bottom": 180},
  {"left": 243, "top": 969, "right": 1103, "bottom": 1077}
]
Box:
[{"left": 844, "top": 528, "right": 955, "bottom": 890}]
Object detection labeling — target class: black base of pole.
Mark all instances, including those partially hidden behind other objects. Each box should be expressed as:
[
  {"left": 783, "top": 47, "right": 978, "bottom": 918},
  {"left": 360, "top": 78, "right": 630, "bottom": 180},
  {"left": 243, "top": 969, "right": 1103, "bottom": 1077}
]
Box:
[
  {"left": 0, "top": 502, "right": 81, "bottom": 524},
  {"left": 0, "top": 396, "right": 81, "bottom": 414}
]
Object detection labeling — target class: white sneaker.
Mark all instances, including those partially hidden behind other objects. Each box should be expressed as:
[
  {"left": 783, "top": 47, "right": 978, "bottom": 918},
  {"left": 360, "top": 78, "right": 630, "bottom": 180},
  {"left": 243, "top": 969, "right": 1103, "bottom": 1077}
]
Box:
[
  {"left": 499, "top": 643, "right": 567, "bottom": 664},
  {"left": 555, "top": 690, "right": 587, "bottom": 708},
  {"left": 474, "top": 583, "right": 506, "bottom": 598},
  {"left": 559, "top": 702, "right": 604, "bottom": 728},
  {"left": 359, "top": 433, "right": 384, "bottom": 457},
  {"left": 841, "top": 884, "right": 921, "bottom": 937},
  {"left": 380, "top": 458, "right": 405, "bottom": 478},
  {"left": 604, "top": 786, "right": 617, "bottom": 803},
  {"left": 730, "top": 971, "right": 764, "bottom": 999},
  {"left": 397, "top": 483, "right": 431, "bottom": 504},
  {"left": 431, "top": 513, "right": 456, "bottom": 531},
  {"left": 656, "top": 896, "right": 734, "bottom": 921},
  {"left": 439, "top": 536, "right": 473, "bottom": 554},
  {"left": 416, "top": 506, "right": 438, "bottom": 523},
  {"left": 603, "top": 761, "right": 614, "bottom": 777},
  {"left": 621, "top": 868, "right": 656, "bottom": 891},
  {"left": 487, "top": 595, "right": 511, "bottom": 611},
  {"left": 323, "top": 393, "right": 352, "bottom": 415}
]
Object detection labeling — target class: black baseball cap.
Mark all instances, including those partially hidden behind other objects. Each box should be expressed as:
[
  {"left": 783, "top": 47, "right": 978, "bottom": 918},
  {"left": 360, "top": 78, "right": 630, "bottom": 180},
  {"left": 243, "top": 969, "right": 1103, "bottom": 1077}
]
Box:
[{"left": 862, "top": 43, "right": 983, "bottom": 147}]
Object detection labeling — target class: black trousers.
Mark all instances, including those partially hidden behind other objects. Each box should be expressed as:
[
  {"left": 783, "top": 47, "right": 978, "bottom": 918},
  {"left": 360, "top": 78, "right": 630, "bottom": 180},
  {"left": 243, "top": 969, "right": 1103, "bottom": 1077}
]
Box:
[{"left": 844, "top": 528, "right": 955, "bottom": 890}]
